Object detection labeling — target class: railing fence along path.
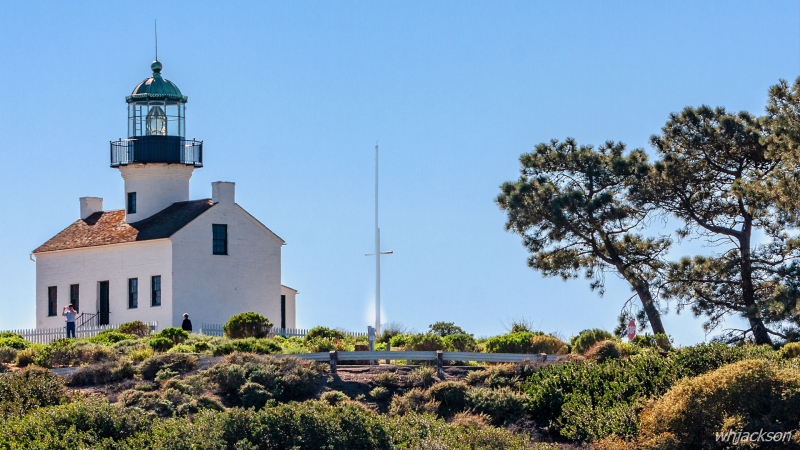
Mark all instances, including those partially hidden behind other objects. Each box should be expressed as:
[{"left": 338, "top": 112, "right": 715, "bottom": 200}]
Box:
[
  {"left": 3, "top": 322, "right": 158, "bottom": 345},
  {"left": 199, "top": 324, "right": 367, "bottom": 339},
  {"left": 278, "top": 350, "right": 559, "bottom": 376}
]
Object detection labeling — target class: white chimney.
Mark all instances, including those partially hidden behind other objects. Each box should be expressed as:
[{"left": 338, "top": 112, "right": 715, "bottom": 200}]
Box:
[
  {"left": 79, "top": 197, "right": 103, "bottom": 220},
  {"left": 212, "top": 182, "right": 235, "bottom": 204}
]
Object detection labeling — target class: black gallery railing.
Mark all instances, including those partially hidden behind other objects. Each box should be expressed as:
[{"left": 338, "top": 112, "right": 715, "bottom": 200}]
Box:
[{"left": 110, "top": 137, "right": 203, "bottom": 167}]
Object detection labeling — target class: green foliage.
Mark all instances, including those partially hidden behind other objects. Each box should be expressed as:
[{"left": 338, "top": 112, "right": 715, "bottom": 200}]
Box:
[
  {"left": 429, "top": 381, "right": 468, "bottom": 415},
  {"left": 303, "top": 336, "right": 353, "bottom": 352},
  {"left": 139, "top": 353, "right": 197, "bottom": 381},
  {"left": 89, "top": 329, "right": 133, "bottom": 345},
  {"left": 67, "top": 361, "right": 136, "bottom": 386},
  {"left": 20, "top": 340, "right": 115, "bottom": 368},
  {"left": 484, "top": 331, "right": 542, "bottom": 354},
  {"left": 0, "top": 367, "right": 66, "bottom": 419},
  {"left": 780, "top": 342, "right": 800, "bottom": 359},
  {"left": 443, "top": 333, "right": 477, "bottom": 352},
  {"left": 389, "top": 388, "right": 439, "bottom": 416},
  {"left": 117, "top": 320, "right": 152, "bottom": 337},
  {"left": 239, "top": 381, "right": 273, "bottom": 409},
  {"left": 370, "top": 386, "right": 391, "bottom": 401},
  {"left": 373, "top": 372, "right": 399, "bottom": 389},
  {"left": 0, "top": 346, "right": 19, "bottom": 363},
  {"left": 409, "top": 366, "right": 437, "bottom": 387},
  {"left": 214, "top": 338, "right": 281, "bottom": 356},
  {"left": 304, "top": 326, "right": 347, "bottom": 341},
  {"left": 631, "top": 333, "right": 672, "bottom": 352},
  {"left": 428, "top": 321, "right": 466, "bottom": 337},
  {"left": 466, "top": 386, "right": 527, "bottom": 425},
  {"left": 321, "top": 390, "right": 349, "bottom": 405},
  {"left": 571, "top": 328, "right": 614, "bottom": 354},
  {"left": 0, "top": 333, "right": 29, "bottom": 350},
  {"left": 156, "top": 327, "right": 189, "bottom": 345},
  {"left": 529, "top": 335, "right": 568, "bottom": 354},
  {"left": 378, "top": 322, "right": 407, "bottom": 344},
  {"left": 224, "top": 312, "right": 273, "bottom": 339},
  {"left": 389, "top": 333, "right": 412, "bottom": 348},
  {"left": 148, "top": 336, "right": 173, "bottom": 352},
  {"left": 407, "top": 333, "right": 445, "bottom": 351},
  {"left": 522, "top": 343, "right": 781, "bottom": 442},
  {"left": 166, "top": 344, "right": 195, "bottom": 354},
  {"left": 496, "top": 139, "right": 670, "bottom": 336},
  {"left": 637, "top": 359, "right": 800, "bottom": 449}
]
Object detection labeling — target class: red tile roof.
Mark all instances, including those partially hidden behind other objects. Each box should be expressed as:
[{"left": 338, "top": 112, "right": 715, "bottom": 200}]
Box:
[{"left": 33, "top": 199, "right": 214, "bottom": 253}]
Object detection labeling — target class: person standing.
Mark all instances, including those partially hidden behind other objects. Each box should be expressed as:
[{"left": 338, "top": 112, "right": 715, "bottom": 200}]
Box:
[
  {"left": 181, "top": 313, "right": 193, "bottom": 332},
  {"left": 62, "top": 304, "right": 79, "bottom": 338}
]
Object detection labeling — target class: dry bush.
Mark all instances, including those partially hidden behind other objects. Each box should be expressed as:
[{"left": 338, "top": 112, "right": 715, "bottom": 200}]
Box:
[
  {"left": 584, "top": 340, "right": 621, "bottom": 363},
  {"left": 779, "top": 342, "right": 800, "bottom": 359},
  {"left": 408, "top": 366, "right": 437, "bottom": 387},
  {"left": 529, "top": 335, "right": 568, "bottom": 355},
  {"left": 450, "top": 411, "right": 490, "bottom": 429},
  {"left": 636, "top": 359, "right": 800, "bottom": 449},
  {"left": 389, "top": 388, "right": 439, "bottom": 416}
]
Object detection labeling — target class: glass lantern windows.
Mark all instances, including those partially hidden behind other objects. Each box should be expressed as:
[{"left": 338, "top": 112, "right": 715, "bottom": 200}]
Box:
[{"left": 127, "top": 101, "right": 185, "bottom": 138}]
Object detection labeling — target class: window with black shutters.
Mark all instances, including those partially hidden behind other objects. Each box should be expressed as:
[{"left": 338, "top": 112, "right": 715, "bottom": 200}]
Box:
[
  {"left": 48, "top": 286, "right": 57, "bottom": 316},
  {"left": 128, "top": 278, "right": 138, "bottom": 309},
  {"left": 151, "top": 276, "right": 161, "bottom": 307},
  {"left": 127, "top": 192, "right": 137, "bottom": 214},
  {"left": 212, "top": 224, "right": 228, "bottom": 255},
  {"left": 70, "top": 284, "right": 79, "bottom": 312}
]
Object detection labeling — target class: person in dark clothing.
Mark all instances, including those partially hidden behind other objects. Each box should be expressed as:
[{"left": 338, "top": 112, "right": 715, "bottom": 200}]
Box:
[{"left": 181, "top": 313, "right": 192, "bottom": 332}]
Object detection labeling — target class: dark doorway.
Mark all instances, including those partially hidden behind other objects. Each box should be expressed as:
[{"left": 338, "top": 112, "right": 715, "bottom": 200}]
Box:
[{"left": 99, "top": 281, "right": 109, "bottom": 325}]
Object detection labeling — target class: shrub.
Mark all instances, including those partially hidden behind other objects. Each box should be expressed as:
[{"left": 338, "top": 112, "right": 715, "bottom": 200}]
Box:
[
  {"left": 304, "top": 336, "right": 352, "bottom": 352},
  {"left": 207, "top": 362, "right": 248, "bottom": 395},
  {"left": 0, "top": 367, "right": 66, "bottom": 419},
  {"left": 213, "top": 337, "right": 283, "bottom": 356},
  {"left": 450, "top": 411, "right": 490, "bottom": 429},
  {"left": 0, "top": 333, "right": 29, "bottom": 350},
  {"left": 378, "top": 322, "right": 408, "bottom": 344},
  {"left": 15, "top": 347, "right": 38, "bottom": 367},
  {"left": 389, "top": 388, "right": 439, "bottom": 415},
  {"left": 67, "top": 361, "right": 136, "bottom": 386},
  {"left": 428, "top": 321, "right": 466, "bottom": 337},
  {"left": 631, "top": 333, "right": 671, "bottom": 351},
  {"left": 529, "top": 335, "right": 568, "bottom": 355},
  {"left": 389, "top": 333, "right": 412, "bottom": 348},
  {"left": 117, "top": 320, "right": 152, "bottom": 337},
  {"left": 321, "top": 390, "right": 349, "bottom": 405},
  {"left": 409, "top": 366, "right": 437, "bottom": 387},
  {"left": 373, "top": 372, "right": 399, "bottom": 389},
  {"left": 193, "top": 340, "right": 211, "bottom": 352},
  {"left": 585, "top": 339, "right": 621, "bottom": 363},
  {"left": 484, "top": 331, "right": 542, "bottom": 354},
  {"left": 442, "top": 333, "right": 477, "bottom": 352},
  {"left": 129, "top": 346, "right": 153, "bottom": 361},
  {"left": 370, "top": 386, "right": 391, "bottom": 401},
  {"left": 89, "top": 329, "right": 133, "bottom": 345},
  {"left": 167, "top": 344, "right": 196, "bottom": 354},
  {"left": 224, "top": 312, "right": 273, "bottom": 339},
  {"left": 0, "top": 346, "right": 18, "bottom": 363},
  {"left": 157, "top": 327, "right": 189, "bottom": 345},
  {"left": 240, "top": 381, "right": 273, "bottom": 409},
  {"left": 140, "top": 353, "right": 197, "bottom": 380},
  {"left": 149, "top": 336, "right": 173, "bottom": 352},
  {"left": 407, "top": 333, "right": 445, "bottom": 351},
  {"left": 571, "top": 328, "right": 614, "bottom": 354},
  {"left": 779, "top": 341, "right": 800, "bottom": 359},
  {"left": 305, "top": 326, "right": 347, "bottom": 341},
  {"left": 466, "top": 386, "right": 527, "bottom": 425},
  {"left": 637, "top": 359, "right": 800, "bottom": 449},
  {"left": 428, "top": 381, "right": 468, "bottom": 415}
]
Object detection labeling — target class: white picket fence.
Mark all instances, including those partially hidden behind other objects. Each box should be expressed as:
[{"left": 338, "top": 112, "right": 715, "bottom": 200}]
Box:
[
  {"left": 199, "top": 324, "right": 366, "bottom": 339},
  {"left": 3, "top": 322, "right": 158, "bottom": 344}
]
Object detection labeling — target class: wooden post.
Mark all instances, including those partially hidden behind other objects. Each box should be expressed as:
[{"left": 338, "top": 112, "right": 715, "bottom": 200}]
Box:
[
  {"left": 329, "top": 350, "right": 338, "bottom": 374},
  {"left": 436, "top": 350, "right": 444, "bottom": 378}
]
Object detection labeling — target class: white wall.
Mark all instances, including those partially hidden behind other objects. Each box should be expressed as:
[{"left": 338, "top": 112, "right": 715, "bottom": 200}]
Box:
[
  {"left": 35, "top": 240, "right": 173, "bottom": 329},
  {"left": 171, "top": 202, "right": 283, "bottom": 329},
  {"left": 119, "top": 163, "right": 193, "bottom": 222},
  {"left": 280, "top": 285, "right": 297, "bottom": 329}
]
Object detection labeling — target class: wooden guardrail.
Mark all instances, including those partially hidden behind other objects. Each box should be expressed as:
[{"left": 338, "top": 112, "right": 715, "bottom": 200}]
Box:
[{"left": 275, "top": 350, "right": 558, "bottom": 376}]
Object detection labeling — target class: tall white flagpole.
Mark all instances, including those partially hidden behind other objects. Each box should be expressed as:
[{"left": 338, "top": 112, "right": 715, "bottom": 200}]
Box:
[{"left": 367, "top": 144, "right": 392, "bottom": 337}]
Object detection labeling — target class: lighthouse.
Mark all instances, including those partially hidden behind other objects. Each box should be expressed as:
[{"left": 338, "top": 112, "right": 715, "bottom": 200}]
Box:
[
  {"left": 111, "top": 59, "right": 203, "bottom": 222},
  {"left": 32, "top": 58, "right": 297, "bottom": 335}
]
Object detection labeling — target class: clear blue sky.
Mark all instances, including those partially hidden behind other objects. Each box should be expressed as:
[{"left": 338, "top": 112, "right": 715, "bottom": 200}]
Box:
[{"left": 1, "top": 1, "right": 798, "bottom": 345}]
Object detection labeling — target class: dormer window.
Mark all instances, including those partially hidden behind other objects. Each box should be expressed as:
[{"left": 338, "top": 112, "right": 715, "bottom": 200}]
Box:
[{"left": 127, "top": 192, "right": 137, "bottom": 214}]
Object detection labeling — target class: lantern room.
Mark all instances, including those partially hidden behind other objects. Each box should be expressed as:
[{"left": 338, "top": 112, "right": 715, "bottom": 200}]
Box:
[{"left": 110, "top": 60, "right": 202, "bottom": 167}]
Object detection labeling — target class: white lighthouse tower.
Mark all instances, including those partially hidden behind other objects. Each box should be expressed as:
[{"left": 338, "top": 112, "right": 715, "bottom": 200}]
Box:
[{"left": 111, "top": 59, "right": 203, "bottom": 222}]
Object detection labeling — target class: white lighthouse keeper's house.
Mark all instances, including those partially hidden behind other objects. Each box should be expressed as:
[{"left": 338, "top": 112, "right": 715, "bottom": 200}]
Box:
[{"left": 32, "top": 59, "right": 297, "bottom": 331}]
